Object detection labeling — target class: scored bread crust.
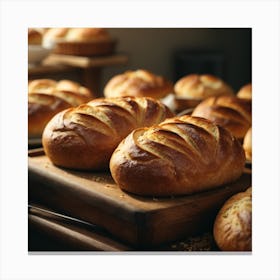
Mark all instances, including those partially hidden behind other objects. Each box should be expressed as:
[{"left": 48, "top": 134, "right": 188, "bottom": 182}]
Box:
[
  {"left": 42, "top": 96, "right": 174, "bottom": 170},
  {"left": 110, "top": 115, "right": 245, "bottom": 196},
  {"left": 174, "top": 74, "right": 234, "bottom": 100},
  {"left": 192, "top": 95, "right": 252, "bottom": 139},
  {"left": 213, "top": 187, "right": 252, "bottom": 251},
  {"left": 104, "top": 69, "right": 174, "bottom": 99},
  {"left": 28, "top": 79, "right": 93, "bottom": 137}
]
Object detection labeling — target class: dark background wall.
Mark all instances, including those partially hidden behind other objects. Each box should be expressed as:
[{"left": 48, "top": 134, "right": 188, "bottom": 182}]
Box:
[{"left": 102, "top": 28, "right": 251, "bottom": 93}]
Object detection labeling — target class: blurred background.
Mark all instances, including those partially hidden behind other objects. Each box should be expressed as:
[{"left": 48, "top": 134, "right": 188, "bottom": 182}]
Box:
[
  {"left": 103, "top": 28, "right": 252, "bottom": 92},
  {"left": 29, "top": 28, "right": 251, "bottom": 95}
]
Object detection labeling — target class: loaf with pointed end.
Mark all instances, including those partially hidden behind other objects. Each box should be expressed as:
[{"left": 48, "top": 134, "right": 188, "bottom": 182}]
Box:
[
  {"left": 28, "top": 79, "right": 93, "bottom": 138},
  {"left": 192, "top": 96, "right": 252, "bottom": 139},
  {"left": 110, "top": 115, "right": 246, "bottom": 196},
  {"left": 104, "top": 69, "right": 174, "bottom": 99},
  {"left": 213, "top": 187, "right": 252, "bottom": 251},
  {"left": 42, "top": 97, "right": 174, "bottom": 170}
]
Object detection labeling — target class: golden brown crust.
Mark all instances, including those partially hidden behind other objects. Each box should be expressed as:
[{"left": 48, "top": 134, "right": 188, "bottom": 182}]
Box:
[
  {"left": 174, "top": 74, "right": 234, "bottom": 100},
  {"left": 237, "top": 83, "right": 252, "bottom": 100},
  {"left": 28, "top": 28, "right": 43, "bottom": 45},
  {"left": 42, "top": 97, "right": 174, "bottom": 170},
  {"left": 104, "top": 69, "right": 174, "bottom": 99},
  {"left": 192, "top": 96, "right": 252, "bottom": 139},
  {"left": 28, "top": 94, "right": 71, "bottom": 138},
  {"left": 28, "top": 79, "right": 93, "bottom": 137},
  {"left": 243, "top": 127, "right": 252, "bottom": 162},
  {"left": 110, "top": 115, "right": 245, "bottom": 196},
  {"left": 213, "top": 187, "right": 252, "bottom": 251},
  {"left": 65, "top": 28, "right": 110, "bottom": 42},
  {"left": 42, "top": 28, "right": 114, "bottom": 55}
]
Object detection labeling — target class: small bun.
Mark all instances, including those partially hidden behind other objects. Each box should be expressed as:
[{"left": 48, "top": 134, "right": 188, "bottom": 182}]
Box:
[
  {"left": 192, "top": 95, "right": 252, "bottom": 139},
  {"left": 213, "top": 187, "right": 252, "bottom": 251},
  {"left": 104, "top": 69, "right": 173, "bottom": 99},
  {"left": 237, "top": 83, "right": 252, "bottom": 100},
  {"left": 243, "top": 127, "right": 252, "bottom": 162}
]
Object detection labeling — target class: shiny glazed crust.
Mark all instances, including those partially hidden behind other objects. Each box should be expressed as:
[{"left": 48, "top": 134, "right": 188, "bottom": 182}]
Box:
[
  {"left": 213, "top": 187, "right": 252, "bottom": 251},
  {"left": 104, "top": 69, "right": 174, "bottom": 99},
  {"left": 28, "top": 79, "right": 93, "bottom": 137},
  {"left": 192, "top": 96, "right": 252, "bottom": 139},
  {"left": 237, "top": 83, "right": 252, "bottom": 100},
  {"left": 110, "top": 115, "right": 245, "bottom": 196},
  {"left": 243, "top": 127, "right": 252, "bottom": 162},
  {"left": 28, "top": 94, "right": 71, "bottom": 137},
  {"left": 174, "top": 74, "right": 234, "bottom": 99},
  {"left": 42, "top": 97, "right": 174, "bottom": 170}
]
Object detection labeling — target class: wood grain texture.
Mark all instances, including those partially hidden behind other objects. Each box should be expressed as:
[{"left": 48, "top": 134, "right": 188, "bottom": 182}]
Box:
[{"left": 28, "top": 150, "right": 251, "bottom": 248}]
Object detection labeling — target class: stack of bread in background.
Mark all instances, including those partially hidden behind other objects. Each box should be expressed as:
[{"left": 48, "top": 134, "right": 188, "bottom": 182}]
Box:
[{"left": 28, "top": 57, "right": 252, "bottom": 251}]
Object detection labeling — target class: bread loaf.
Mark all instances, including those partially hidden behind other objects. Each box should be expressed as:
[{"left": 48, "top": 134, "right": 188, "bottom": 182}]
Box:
[
  {"left": 174, "top": 74, "right": 234, "bottom": 99},
  {"left": 213, "top": 187, "right": 252, "bottom": 251},
  {"left": 42, "top": 28, "right": 115, "bottom": 56},
  {"left": 237, "top": 83, "right": 252, "bottom": 100},
  {"left": 192, "top": 96, "right": 252, "bottom": 139},
  {"left": 173, "top": 74, "right": 234, "bottom": 113},
  {"left": 110, "top": 115, "right": 245, "bottom": 196},
  {"left": 104, "top": 69, "right": 173, "bottom": 99},
  {"left": 28, "top": 79, "right": 93, "bottom": 137},
  {"left": 243, "top": 127, "right": 252, "bottom": 162},
  {"left": 42, "top": 97, "right": 174, "bottom": 170}
]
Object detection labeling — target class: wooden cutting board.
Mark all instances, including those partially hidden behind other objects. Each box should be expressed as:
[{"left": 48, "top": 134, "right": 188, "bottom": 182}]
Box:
[{"left": 28, "top": 149, "right": 251, "bottom": 249}]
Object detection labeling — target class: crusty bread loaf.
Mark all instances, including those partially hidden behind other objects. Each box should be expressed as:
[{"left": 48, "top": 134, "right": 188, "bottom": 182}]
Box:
[
  {"left": 174, "top": 74, "right": 234, "bottom": 99},
  {"left": 213, "top": 187, "right": 252, "bottom": 251},
  {"left": 104, "top": 69, "right": 174, "bottom": 99},
  {"left": 237, "top": 83, "right": 252, "bottom": 100},
  {"left": 192, "top": 96, "right": 252, "bottom": 139},
  {"left": 42, "top": 97, "right": 174, "bottom": 170},
  {"left": 110, "top": 115, "right": 245, "bottom": 196},
  {"left": 243, "top": 127, "right": 252, "bottom": 162},
  {"left": 42, "top": 28, "right": 115, "bottom": 56},
  {"left": 28, "top": 79, "right": 93, "bottom": 137},
  {"left": 173, "top": 74, "right": 234, "bottom": 113}
]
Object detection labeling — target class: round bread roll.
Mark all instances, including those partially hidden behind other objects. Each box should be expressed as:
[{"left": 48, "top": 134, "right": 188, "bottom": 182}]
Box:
[
  {"left": 173, "top": 74, "right": 234, "bottom": 112},
  {"left": 192, "top": 95, "right": 252, "bottom": 139},
  {"left": 213, "top": 187, "right": 252, "bottom": 251},
  {"left": 243, "top": 127, "right": 252, "bottom": 162},
  {"left": 28, "top": 28, "right": 43, "bottom": 45},
  {"left": 104, "top": 69, "right": 174, "bottom": 100},
  {"left": 28, "top": 79, "right": 93, "bottom": 138},
  {"left": 110, "top": 115, "right": 245, "bottom": 196},
  {"left": 174, "top": 74, "right": 234, "bottom": 99},
  {"left": 42, "top": 97, "right": 174, "bottom": 170},
  {"left": 237, "top": 83, "right": 252, "bottom": 100}
]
